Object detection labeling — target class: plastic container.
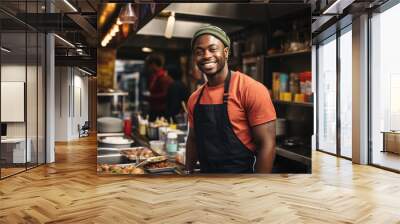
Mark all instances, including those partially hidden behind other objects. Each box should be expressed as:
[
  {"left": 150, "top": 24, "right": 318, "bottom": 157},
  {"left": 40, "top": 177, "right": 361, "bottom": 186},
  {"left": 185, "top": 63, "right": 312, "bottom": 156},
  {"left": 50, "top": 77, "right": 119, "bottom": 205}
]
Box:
[
  {"left": 138, "top": 119, "right": 147, "bottom": 136},
  {"left": 176, "top": 143, "right": 186, "bottom": 165},
  {"left": 158, "top": 126, "right": 169, "bottom": 142},
  {"left": 124, "top": 115, "right": 132, "bottom": 137},
  {"left": 272, "top": 72, "right": 280, "bottom": 100},
  {"left": 166, "top": 132, "right": 178, "bottom": 161},
  {"left": 279, "top": 73, "right": 289, "bottom": 92},
  {"left": 149, "top": 140, "right": 165, "bottom": 155}
]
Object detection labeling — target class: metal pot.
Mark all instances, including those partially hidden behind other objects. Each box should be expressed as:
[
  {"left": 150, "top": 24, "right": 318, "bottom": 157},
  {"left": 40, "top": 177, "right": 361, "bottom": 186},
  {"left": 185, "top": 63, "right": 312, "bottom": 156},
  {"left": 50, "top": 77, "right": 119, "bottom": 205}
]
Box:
[
  {"left": 147, "top": 126, "right": 159, "bottom": 140},
  {"left": 98, "top": 137, "right": 134, "bottom": 148}
]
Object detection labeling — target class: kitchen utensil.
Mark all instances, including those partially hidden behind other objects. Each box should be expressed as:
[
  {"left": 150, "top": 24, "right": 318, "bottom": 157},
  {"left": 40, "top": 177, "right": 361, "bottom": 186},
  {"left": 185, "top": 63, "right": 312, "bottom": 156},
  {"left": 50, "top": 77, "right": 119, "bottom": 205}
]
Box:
[
  {"left": 98, "top": 137, "right": 134, "bottom": 148},
  {"left": 181, "top": 101, "right": 188, "bottom": 114},
  {"left": 147, "top": 125, "right": 159, "bottom": 140},
  {"left": 149, "top": 140, "right": 166, "bottom": 155},
  {"left": 135, "top": 156, "right": 168, "bottom": 168},
  {"left": 97, "top": 117, "right": 124, "bottom": 133}
]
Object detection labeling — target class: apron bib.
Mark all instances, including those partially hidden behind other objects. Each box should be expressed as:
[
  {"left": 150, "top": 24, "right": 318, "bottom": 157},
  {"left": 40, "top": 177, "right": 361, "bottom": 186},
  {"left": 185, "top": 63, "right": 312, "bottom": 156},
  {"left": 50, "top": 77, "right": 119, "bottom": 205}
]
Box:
[{"left": 193, "top": 71, "right": 256, "bottom": 173}]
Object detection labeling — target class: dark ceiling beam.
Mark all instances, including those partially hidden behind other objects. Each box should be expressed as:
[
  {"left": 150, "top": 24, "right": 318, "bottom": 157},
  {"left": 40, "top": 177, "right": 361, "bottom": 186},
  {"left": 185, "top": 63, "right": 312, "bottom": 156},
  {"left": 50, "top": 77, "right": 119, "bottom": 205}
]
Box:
[
  {"left": 67, "top": 13, "right": 97, "bottom": 39},
  {"left": 55, "top": 55, "right": 96, "bottom": 69},
  {"left": 168, "top": 13, "right": 262, "bottom": 26},
  {"left": 121, "top": 35, "right": 191, "bottom": 50},
  {"left": 164, "top": 3, "right": 268, "bottom": 23},
  {"left": 12, "top": 13, "right": 85, "bottom": 32}
]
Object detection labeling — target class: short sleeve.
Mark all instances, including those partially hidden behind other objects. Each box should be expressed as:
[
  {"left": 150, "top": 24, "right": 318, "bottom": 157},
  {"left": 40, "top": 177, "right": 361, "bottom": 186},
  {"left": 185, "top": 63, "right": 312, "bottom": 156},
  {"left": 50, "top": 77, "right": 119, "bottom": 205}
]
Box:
[{"left": 243, "top": 82, "right": 276, "bottom": 127}]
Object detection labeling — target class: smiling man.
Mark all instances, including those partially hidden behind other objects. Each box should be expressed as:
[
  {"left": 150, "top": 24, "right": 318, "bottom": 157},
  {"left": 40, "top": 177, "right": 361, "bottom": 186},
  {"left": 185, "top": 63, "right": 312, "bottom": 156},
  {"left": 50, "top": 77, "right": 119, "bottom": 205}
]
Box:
[{"left": 186, "top": 25, "right": 277, "bottom": 173}]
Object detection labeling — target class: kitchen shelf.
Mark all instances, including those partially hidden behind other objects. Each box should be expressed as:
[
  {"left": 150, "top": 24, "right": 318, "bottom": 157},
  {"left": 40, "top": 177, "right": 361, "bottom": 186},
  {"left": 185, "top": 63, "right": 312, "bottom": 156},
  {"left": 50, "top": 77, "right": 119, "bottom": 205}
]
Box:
[
  {"left": 266, "top": 49, "right": 311, "bottom": 59},
  {"left": 97, "top": 92, "right": 128, "bottom": 96},
  {"left": 273, "top": 100, "right": 313, "bottom": 107}
]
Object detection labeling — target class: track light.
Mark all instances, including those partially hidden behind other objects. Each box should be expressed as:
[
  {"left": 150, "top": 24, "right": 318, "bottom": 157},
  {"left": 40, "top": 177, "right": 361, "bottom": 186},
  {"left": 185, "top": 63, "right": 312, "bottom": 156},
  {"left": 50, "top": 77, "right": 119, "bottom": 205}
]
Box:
[
  {"left": 164, "top": 11, "right": 175, "bottom": 39},
  {"left": 78, "top": 67, "right": 94, "bottom": 76},
  {"left": 1, "top": 47, "right": 11, "bottom": 53},
  {"left": 54, "top": 34, "right": 75, "bottom": 48},
  {"left": 63, "top": 0, "right": 78, "bottom": 12}
]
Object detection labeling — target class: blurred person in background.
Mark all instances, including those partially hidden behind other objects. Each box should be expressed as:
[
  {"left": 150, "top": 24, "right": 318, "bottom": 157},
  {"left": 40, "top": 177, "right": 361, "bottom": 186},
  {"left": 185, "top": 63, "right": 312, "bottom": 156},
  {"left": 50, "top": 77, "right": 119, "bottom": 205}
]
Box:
[
  {"left": 165, "top": 65, "right": 189, "bottom": 121},
  {"left": 145, "top": 53, "right": 173, "bottom": 120}
]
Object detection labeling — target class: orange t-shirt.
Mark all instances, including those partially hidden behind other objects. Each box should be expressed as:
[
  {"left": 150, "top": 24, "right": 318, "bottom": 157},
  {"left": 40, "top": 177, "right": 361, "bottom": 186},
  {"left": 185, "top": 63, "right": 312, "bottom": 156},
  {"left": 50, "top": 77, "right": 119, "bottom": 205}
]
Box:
[{"left": 187, "top": 71, "right": 276, "bottom": 151}]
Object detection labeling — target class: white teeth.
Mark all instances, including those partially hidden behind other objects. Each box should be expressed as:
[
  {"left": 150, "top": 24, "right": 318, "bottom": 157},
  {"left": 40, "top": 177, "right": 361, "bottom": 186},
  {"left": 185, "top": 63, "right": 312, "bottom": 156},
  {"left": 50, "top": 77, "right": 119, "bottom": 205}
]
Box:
[{"left": 203, "top": 62, "right": 215, "bottom": 69}]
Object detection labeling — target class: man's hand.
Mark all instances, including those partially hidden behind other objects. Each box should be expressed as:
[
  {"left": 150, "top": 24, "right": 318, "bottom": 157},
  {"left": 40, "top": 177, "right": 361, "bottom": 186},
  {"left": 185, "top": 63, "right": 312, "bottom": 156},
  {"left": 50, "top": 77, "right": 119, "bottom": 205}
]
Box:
[
  {"left": 185, "top": 128, "right": 198, "bottom": 172},
  {"left": 252, "top": 120, "right": 276, "bottom": 173}
]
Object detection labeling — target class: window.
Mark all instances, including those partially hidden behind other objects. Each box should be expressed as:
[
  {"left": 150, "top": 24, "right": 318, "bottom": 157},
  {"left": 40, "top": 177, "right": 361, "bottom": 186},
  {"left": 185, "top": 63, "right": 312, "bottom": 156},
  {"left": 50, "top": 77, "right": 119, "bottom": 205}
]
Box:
[
  {"left": 370, "top": 2, "right": 400, "bottom": 171},
  {"left": 317, "top": 35, "right": 337, "bottom": 154},
  {"left": 339, "top": 27, "right": 352, "bottom": 158}
]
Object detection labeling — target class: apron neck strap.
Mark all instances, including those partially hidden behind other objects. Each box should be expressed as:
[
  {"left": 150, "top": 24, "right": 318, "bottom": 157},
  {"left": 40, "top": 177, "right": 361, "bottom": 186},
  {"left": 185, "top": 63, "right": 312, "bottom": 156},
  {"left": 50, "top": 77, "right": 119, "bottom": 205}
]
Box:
[
  {"left": 195, "top": 70, "right": 232, "bottom": 106},
  {"left": 223, "top": 70, "right": 232, "bottom": 104}
]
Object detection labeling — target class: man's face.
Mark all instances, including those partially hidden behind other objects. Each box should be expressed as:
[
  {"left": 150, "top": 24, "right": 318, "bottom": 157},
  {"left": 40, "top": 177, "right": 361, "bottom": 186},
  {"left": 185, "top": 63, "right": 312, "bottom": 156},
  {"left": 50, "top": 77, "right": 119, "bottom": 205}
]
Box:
[{"left": 193, "top": 35, "right": 228, "bottom": 77}]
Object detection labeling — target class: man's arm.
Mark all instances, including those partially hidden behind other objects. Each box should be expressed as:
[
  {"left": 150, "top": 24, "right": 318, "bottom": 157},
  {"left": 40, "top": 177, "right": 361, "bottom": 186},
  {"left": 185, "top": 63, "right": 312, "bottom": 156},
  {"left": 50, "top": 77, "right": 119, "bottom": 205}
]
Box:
[
  {"left": 252, "top": 120, "right": 276, "bottom": 173},
  {"left": 185, "top": 128, "right": 198, "bottom": 173}
]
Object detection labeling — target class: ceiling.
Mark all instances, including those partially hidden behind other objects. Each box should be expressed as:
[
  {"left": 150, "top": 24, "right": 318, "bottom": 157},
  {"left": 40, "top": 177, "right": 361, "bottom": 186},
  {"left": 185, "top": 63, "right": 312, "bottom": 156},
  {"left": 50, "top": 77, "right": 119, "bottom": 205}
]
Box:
[
  {"left": 117, "top": 3, "right": 310, "bottom": 59},
  {"left": 0, "top": 0, "right": 98, "bottom": 73}
]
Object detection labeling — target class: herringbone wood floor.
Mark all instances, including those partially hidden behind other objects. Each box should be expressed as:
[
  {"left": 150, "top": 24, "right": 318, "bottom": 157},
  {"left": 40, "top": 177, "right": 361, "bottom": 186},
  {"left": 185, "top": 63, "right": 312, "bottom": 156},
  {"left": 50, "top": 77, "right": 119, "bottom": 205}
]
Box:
[{"left": 1, "top": 135, "right": 399, "bottom": 224}]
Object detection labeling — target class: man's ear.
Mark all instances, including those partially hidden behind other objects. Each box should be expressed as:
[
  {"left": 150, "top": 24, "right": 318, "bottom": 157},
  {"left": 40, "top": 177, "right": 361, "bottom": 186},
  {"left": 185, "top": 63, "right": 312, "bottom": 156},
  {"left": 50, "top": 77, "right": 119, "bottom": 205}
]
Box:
[{"left": 224, "top": 47, "right": 229, "bottom": 60}]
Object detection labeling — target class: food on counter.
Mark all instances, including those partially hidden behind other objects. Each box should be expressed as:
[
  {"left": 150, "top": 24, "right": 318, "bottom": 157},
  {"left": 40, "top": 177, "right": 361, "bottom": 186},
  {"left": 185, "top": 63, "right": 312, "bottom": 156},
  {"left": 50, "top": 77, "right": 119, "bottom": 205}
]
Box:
[
  {"left": 101, "top": 137, "right": 134, "bottom": 144},
  {"left": 121, "top": 147, "right": 155, "bottom": 160},
  {"left": 147, "top": 156, "right": 167, "bottom": 163},
  {"left": 145, "top": 161, "right": 175, "bottom": 169},
  {"left": 97, "top": 164, "right": 145, "bottom": 174},
  {"left": 99, "top": 136, "right": 134, "bottom": 149}
]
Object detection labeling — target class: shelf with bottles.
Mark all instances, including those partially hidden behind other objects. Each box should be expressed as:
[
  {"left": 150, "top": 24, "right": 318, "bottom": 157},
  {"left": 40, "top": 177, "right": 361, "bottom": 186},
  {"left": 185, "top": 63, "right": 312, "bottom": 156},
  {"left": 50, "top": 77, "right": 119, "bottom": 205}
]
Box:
[
  {"left": 266, "top": 49, "right": 311, "bottom": 59},
  {"left": 271, "top": 71, "right": 312, "bottom": 107},
  {"left": 273, "top": 100, "right": 313, "bottom": 108}
]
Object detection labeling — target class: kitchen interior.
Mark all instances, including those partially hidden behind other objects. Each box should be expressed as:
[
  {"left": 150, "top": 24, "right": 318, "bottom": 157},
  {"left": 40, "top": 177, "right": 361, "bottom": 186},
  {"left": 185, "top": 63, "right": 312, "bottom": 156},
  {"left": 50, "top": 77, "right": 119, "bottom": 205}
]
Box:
[{"left": 97, "top": 3, "right": 313, "bottom": 175}]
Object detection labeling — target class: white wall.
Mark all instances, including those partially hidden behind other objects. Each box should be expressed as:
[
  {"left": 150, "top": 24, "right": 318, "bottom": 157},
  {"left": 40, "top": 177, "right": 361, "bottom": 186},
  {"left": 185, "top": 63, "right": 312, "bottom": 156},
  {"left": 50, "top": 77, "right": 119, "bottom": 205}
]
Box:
[{"left": 55, "top": 67, "right": 89, "bottom": 141}]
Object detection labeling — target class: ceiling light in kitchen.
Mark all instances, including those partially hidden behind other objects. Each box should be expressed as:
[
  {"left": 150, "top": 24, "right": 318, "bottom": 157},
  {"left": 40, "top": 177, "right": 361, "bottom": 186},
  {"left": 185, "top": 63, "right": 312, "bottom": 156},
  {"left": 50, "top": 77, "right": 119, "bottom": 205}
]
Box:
[
  {"left": 116, "top": 18, "right": 122, "bottom": 25},
  {"left": 119, "top": 3, "right": 137, "bottom": 24},
  {"left": 142, "top": 47, "right": 153, "bottom": 53},
  {"left": 164, "top": 11, "right": 175, "bottom": 39}
]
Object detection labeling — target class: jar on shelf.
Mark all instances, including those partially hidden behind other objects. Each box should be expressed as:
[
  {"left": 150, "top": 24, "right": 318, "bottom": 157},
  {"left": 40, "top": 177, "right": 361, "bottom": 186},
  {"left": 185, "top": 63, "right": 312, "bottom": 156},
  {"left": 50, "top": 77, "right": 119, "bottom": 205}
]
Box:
[{"left": 166, "top": 132, "right": 178, "bottom": 161}]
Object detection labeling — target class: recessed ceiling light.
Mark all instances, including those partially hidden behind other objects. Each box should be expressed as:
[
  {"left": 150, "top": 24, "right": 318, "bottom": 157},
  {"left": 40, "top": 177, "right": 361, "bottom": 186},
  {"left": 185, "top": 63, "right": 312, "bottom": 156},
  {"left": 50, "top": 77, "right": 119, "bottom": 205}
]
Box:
[
  {"left": 164, "top": 11, "right": 175, "bottom": 39},
  {"left": 142, "top": 47, "right": 153, "bottom": 53}
]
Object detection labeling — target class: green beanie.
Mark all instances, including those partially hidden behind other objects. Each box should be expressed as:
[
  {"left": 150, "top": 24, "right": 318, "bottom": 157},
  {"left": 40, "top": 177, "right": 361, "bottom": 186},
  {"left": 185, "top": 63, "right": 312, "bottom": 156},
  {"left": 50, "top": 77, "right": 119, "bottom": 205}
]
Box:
[{"left": 191, "top": 25, "right": 230, "bottom": 50}]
